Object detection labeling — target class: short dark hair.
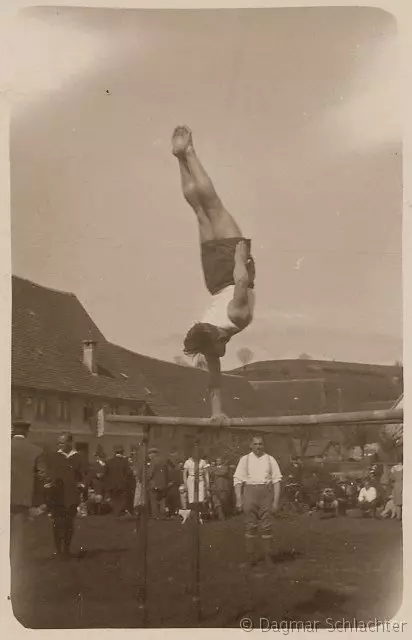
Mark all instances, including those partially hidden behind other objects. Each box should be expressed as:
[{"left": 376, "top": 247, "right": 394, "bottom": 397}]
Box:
[
  {"left": 183, "top": 323, "right": 221, "bottom": 356},
  {"left": 59, "top": 431, "right": 73, "bottom": 443},
  {"left": 12, "top": 420, "right": 30, "bottom": 437}
]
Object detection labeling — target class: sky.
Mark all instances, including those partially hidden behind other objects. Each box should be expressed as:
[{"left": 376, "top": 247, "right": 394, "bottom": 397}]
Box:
[{"left": 10, "top": 5, "right": 402, "bottom": 369}]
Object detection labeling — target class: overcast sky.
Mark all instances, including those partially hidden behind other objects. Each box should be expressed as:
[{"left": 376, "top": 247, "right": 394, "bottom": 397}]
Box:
[{"left": 11, "top": 5, "right": 402, "bottom": 369}]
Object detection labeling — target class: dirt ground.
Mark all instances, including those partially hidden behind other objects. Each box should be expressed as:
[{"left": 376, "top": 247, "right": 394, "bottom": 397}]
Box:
[{"left": 10, "top": 512, "right": 402, "bottom": 629}]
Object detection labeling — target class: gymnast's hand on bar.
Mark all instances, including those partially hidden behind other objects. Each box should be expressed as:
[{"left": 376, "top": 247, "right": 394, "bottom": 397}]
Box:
[{"left": 210, "top": 413, "right": 229, "bottom": 424}]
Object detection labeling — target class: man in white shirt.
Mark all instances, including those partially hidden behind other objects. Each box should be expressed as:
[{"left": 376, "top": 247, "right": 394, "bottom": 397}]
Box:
[
  {"left": 357, "top": 478, "right": 378, "bottom": 517},
  {"left": 233, "top": 436, "right": 282, "bottom": 569}
]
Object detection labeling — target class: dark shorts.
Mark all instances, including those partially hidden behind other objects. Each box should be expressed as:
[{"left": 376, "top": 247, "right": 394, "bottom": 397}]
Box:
[{"left": 201, "top": 237, "right": 256, "bottom": 295}]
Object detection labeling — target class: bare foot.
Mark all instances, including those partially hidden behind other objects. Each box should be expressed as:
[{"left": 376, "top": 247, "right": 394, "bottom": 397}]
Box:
[{"left": 172, "top": 125, "right": 193, "bottom": 157}]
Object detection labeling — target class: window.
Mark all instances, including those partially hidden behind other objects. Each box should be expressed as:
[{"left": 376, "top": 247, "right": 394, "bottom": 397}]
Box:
[
  {"left": 77, "top": 442, "right": 89, "bottom": 461},
  {"left": 57, "top": 398, "right": 71, "bottom": 423},
  {"left": 11, "top": 394, "right": 23, "bottom": 419},
  {"left": 35, "top": 396, "right": 48, "bottom": 420},
  {"left": 83, "top": 402, "right": 94, "bottom": 423}
]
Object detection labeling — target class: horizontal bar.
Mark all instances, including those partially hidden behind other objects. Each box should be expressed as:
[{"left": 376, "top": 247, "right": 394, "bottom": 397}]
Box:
[{"left": 105, "top": 407, "right": 403, "bottom": 429}]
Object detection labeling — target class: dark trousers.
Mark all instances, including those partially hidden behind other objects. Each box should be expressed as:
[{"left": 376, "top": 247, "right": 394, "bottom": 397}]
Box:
[
  {"left": 359, "top": 499, "right": 377, "bottom": 515},
  {"left": 212, "top": 490, "right": 231, "bottom": 518},
  {"left": 10, "top": 506, "right": 29, "bottom": 570},
  {"left": 166, "top": 485, "right": 180, "bottom": 516},
  {"left": 51, "top": 505, "right": 77, "bottom": 554},
  {"left": 149, "top": 489, "right": 166, "bottom": 518},
  {"left": 109, "top": 490, "right": 128, "bottom": 516}
]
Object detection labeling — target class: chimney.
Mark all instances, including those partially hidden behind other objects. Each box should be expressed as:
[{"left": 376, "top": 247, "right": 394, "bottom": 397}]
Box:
[{"left": 82, "top": 339, "right": 98, "bottom": 374}]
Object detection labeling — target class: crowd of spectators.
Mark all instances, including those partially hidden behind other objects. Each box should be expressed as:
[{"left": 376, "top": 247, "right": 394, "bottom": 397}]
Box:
[
  {"left": 11, "top": 419, "right": 402, "bottom": 564},
  {"left": 75, "top": 446, "right": 239, "bottom": 522},
  {"left": 282, "top": 455, "right": 403, "bottom": 520}
]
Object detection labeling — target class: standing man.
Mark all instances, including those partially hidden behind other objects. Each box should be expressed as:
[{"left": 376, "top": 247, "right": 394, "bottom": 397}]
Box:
[
  {"left": 233, "top": 436, "right": 282, "bottom": 569},
  {"left": 172, "top": 125, "right": 256, "bottom": 419},
  {"left": 104, "top": 445, "right": 134, "bottom": 517},
  {"left": 45, "top": 431, "right": 86, "bottom": 558},
  {"left": 147, "top": 447, "right": 169, "bottom": 519},
  {"left": 210, "top": 457, "right": 232, "bottom": 520},
  {"left": 10, "top": 420, "right": 45, "bottom": 570},
  {"left": 166, "top": 452, "right": 183, "bottom": 518}
]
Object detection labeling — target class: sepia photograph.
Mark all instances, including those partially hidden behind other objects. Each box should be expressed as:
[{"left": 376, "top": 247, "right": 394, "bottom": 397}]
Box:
[{"left": 8, "top": 4, "right": 404, "bottom": 630}]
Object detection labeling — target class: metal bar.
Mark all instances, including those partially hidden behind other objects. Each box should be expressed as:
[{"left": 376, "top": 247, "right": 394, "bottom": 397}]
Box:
[
  {"left": 138, "top": 425, "right": 149, "bottom": 628},
  {"left": 191, "top": 428, "right": 201, "bottom": 624},
  {"left": 106, "top": 408, "right": 403, "bottom": 429}
]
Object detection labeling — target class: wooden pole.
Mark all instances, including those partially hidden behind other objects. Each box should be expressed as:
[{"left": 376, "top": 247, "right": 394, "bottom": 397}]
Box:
[{"left": 106, "top": 408, "right": 403, "bottom": 429}]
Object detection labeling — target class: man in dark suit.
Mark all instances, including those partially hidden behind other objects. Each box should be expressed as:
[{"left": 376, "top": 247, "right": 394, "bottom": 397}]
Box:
[
  {"left": 44, "top": 431, "right": 86, "bottom": 558},
  {"left": 147, "top": 447, "right": 169, "bottom": 519},
  {"left": 10, "top": 420, "right": 45, "bottom": 570},
  {"left": 104, "top": 445, "right": 134, "bottom": 517},
  {"left": 166, "top": 452, "right": 183, "bottom": 518}
]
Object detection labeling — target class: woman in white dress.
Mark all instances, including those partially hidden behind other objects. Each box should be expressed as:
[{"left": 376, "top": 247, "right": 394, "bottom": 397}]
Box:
[{"left": 183, "top": 456, "right": 210, "bottom": 507}]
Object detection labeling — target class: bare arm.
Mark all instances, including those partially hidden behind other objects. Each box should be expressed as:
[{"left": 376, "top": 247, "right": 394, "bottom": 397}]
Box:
[
  {"left": 205, "top": 354, "right": 225, "bottom": 419},
  {"left": 234, "top": 484, "right": 243, "bottom": 508},
  {"left": 270, "top": 458, "right": 282, "bottom": 512},
  {"left": 204, "top": 468, "right": 210, "bottom": 495},
  {"left": 233, "top": 457, "right": 246, "bottom": 509},
  {"left": 232, "top": 241, "right": 250, "bottom": 309},
  {"left": 273, "top": 482, "right": 281, "bottom": 511}
]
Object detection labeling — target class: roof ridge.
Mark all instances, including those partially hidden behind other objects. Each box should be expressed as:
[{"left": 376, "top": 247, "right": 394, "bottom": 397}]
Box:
[
  {"left": 12, "top": 274, "right": 76, "bottom": 298},
  {"left": 109, "top": 341, "right": 206, "bottom": 372},
  {"left": 230, "top": 359, "right": 401, "bottom": 369}
]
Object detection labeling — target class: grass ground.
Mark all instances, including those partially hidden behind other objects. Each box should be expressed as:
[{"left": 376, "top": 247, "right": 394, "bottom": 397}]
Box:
[{"left": 11, "top": 512, "right": 402, "bottom": 629}]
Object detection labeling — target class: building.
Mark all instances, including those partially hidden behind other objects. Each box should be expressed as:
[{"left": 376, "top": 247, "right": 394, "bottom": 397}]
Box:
[
  {"left": 11, "top": 276, "right": 269, "bottom": 460},
  {"left": 228, "top": 360, "right": 403, "bottom": 464},
  {"left": 228, "top": 359, "right": 403, "bottom": 414},
  {"left": 13, "top": 276, "right": 402, "bottom": 464}
]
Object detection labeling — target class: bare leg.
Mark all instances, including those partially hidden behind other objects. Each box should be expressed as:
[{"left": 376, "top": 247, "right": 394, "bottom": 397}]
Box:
[
  {"left": 173, "top": 126, "right": 242, "bottom": 240},
  {"left": 177, "top": 156, "right": 214, "bottom": 243}
]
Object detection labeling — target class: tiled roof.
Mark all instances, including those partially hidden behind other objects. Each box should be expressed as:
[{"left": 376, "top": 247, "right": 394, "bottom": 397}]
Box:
[
  {"left": 105, "top": 344, "right": 257, "bottom": 418},
  {"left": 11, "top": 276, "right": 256, "bottom": 417},
  {"left": 249, "top": 378, "right": 327, "bottom": 416},
  {"left": 228, "top": 360, "right": 402, "bottom": 413}
]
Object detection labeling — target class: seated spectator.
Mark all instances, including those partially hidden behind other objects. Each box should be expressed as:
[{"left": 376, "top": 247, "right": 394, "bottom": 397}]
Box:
[
  {"left": 318, "top": 487, "right": 339, "bottom": 517},
  {"left": 345, "top": 481, "right": 359, "bottom": 509},
  {"left": 302, "top": 472, "right": 320, "bottom": 511},
  {"left": 380, "top": 494, "right": 396, "bottom": 519},
  {"left": 334, "top": 481, "right": 348, "bottom": 515},
  {"left": 358, "top": 478, "right": 378, "bottom": 517},
  {"left": 391, "top": 458, "right": 403, "bottom": 521}
]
